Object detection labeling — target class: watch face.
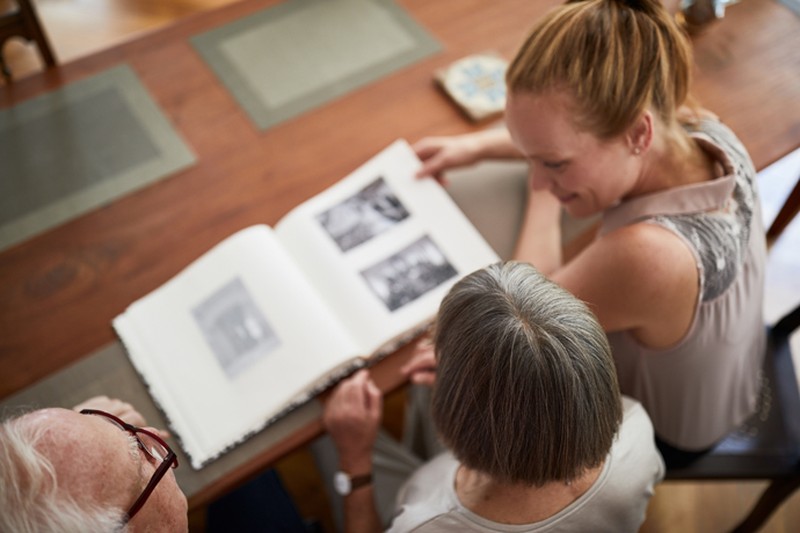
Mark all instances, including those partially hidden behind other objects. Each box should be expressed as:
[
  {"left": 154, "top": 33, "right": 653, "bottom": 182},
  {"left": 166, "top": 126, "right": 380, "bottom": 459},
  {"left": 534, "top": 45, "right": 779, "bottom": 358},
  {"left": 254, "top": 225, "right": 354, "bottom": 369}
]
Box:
[{"left": 334, "top": 471, "right": 351, "bottom": 495}]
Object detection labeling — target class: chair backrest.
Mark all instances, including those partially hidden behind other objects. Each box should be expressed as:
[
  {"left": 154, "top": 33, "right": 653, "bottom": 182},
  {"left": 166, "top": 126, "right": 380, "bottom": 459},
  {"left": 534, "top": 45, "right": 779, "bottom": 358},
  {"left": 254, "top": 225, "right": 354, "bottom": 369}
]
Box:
[{"left": 666, "top": 302, "right": 800, "bottom": 479}]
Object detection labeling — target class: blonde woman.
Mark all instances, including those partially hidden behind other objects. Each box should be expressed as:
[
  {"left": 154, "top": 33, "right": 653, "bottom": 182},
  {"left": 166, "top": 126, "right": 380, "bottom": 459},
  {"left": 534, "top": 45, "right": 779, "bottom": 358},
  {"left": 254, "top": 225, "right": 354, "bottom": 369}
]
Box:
[{"left": 411, "top": 0, "right": 766, "bottom": 467}]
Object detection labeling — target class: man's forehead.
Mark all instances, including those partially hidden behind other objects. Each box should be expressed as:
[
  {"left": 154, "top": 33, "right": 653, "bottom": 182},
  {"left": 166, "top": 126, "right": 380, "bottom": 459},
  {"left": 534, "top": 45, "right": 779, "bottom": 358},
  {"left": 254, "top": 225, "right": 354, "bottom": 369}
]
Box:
[{"left": 24, "top": 408, "right": 143, "bottom": 504}]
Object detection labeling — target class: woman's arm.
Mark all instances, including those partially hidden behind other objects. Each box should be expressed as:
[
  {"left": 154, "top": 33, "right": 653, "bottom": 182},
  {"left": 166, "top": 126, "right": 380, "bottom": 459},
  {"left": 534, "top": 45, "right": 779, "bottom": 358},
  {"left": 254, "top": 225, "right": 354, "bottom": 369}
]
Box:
[
  {"left": 512, "top": 187, "right": 563, "bottom": 274},
  {"left": 413, "top": 128, "right": 521, "bottom": 183}
]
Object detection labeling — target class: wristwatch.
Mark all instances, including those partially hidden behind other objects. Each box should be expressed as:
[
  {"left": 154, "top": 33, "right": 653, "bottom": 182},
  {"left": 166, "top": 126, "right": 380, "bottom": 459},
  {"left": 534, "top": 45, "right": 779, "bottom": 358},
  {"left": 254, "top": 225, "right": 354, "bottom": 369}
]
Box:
[{"left": 333, "top": 470, "right": 373, "bottom": 496}]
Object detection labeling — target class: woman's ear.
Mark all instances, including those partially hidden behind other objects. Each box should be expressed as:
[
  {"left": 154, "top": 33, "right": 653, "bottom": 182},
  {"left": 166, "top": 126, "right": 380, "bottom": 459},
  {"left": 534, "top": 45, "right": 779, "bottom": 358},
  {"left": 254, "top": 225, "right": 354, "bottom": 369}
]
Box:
[{"left": 627, "top": 111, "right": 654, "bottom": 155}]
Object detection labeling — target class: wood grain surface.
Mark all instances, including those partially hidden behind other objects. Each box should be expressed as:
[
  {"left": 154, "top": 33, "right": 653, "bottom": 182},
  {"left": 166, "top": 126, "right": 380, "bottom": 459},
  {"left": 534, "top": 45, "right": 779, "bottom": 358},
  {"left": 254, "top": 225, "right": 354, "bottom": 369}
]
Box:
[{"left": 1, "top": 0, "right": 799, "bottom": 513}]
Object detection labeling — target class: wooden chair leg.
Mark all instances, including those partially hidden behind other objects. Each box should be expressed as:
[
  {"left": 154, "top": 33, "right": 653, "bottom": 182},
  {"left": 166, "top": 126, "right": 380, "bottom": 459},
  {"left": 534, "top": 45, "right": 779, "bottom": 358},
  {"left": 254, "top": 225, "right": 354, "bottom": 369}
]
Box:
[
  {"left": 730, "top": 474, "right": 800, "bottom": 533},
  {"left": 767, "top": 174, "right": 800, "bottom": 246},
  {"left": 0, "top": 0, "right": 56, "bottom": 81},
  {"left": 18, "top": 0, "right": 56, "bottom": 66},
  {"left": 1, "top": 55, "right": 11, "bottom": 80}
]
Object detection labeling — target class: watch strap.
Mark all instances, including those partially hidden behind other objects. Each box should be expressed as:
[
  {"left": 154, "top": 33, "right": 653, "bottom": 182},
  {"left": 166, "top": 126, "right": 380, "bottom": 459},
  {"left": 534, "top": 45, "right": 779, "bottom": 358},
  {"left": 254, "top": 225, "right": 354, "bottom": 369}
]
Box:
[{"left": 349, "top": 472, "right": 373, "bottom": 492}]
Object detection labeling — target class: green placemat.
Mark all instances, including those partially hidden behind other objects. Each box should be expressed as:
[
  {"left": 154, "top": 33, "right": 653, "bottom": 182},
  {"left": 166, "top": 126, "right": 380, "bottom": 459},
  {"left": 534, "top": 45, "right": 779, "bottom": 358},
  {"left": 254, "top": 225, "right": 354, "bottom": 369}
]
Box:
[
  {"left": 0, "top": 65, "right": 196, "bottom": 252},
  {"left": 191, "top": 0, "right": 440, "bottom": 130}
]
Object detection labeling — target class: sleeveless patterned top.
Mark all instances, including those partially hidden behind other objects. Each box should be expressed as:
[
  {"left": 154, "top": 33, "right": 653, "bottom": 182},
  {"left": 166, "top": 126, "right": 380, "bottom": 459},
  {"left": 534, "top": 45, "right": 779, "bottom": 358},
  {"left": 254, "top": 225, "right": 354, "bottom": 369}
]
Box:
[{"left": 601, "top": 119, "right": 767, "bottom": 450}]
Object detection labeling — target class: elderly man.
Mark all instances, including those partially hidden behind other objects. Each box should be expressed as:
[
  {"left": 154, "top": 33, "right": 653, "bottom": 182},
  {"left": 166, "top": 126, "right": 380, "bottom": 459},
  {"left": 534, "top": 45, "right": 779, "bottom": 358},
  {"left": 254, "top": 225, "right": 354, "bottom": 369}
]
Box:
[
  {"left": 0, "top": 396, "right": 187, "bottom": 532},
  {"left": 1, "top": 396, "right": 312, "bottom": 532}
]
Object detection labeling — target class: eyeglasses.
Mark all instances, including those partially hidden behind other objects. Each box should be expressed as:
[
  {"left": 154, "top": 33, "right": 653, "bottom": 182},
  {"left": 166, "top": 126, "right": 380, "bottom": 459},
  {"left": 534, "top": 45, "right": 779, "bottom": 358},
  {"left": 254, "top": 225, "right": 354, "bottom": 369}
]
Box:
[{"left": 80, "top": 409, "right": 179, "bottom": 522}]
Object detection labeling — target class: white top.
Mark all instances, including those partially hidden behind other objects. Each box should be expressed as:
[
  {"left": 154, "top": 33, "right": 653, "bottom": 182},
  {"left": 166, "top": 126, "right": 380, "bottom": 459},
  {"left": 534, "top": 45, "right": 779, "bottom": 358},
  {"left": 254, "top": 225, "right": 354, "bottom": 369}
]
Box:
[{"left": 386, "top": 397, "right": 664, "bottom": 532}]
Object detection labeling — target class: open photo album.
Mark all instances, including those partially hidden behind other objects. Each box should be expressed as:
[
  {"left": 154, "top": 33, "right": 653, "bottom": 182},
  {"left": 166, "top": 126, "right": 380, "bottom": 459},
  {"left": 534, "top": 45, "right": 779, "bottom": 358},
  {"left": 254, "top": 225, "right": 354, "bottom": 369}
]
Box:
[{"left": 113, "top": 140, "right": 499, "bottom": 469}]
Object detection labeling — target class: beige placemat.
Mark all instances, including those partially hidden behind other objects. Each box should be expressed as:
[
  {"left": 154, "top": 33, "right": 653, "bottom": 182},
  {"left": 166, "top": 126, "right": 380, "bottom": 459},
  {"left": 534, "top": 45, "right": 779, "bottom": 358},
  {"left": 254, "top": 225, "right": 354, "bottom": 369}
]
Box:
[
  {"left": 0, "top": 65, "right": 196, "bottom": 252},
  {"left": 191, "top": 0, "right": 440, "bottom": 130}
]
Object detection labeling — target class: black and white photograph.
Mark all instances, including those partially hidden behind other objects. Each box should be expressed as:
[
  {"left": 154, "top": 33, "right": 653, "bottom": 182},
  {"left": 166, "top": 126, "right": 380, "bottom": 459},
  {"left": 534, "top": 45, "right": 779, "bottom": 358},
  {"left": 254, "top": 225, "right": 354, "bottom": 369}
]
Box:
[
  {"left": 192, "top": 277, "right": 281, "bottom": 379},
  {"left": 361, "top": 235, "right": 458, "bottom": 312},
  {"left": 316, "top": 177, "right": 410, "bottom": 252}
]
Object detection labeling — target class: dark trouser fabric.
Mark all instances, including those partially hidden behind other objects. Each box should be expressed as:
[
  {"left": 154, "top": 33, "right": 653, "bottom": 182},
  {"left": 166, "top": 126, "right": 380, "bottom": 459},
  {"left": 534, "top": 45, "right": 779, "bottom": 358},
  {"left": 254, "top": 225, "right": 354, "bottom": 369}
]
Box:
[{"left": 207, "top": 469, "right": 312, "bottom": 533}]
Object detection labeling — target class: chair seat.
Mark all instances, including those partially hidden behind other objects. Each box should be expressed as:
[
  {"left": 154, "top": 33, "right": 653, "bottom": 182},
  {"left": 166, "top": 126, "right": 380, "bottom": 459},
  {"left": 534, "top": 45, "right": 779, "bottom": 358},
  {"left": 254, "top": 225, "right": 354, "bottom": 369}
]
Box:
[
  {"left": 668, "top": 324, "right": 800, "bottom": 480},
  {"left": 665, "top": 306, "right": 800, "bottom": 532}
]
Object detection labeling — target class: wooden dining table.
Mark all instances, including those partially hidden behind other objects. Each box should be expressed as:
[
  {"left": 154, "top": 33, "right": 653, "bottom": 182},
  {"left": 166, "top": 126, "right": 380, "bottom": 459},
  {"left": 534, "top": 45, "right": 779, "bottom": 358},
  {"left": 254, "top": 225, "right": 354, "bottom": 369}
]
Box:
[{"left": 1, "top": 0, "right": 799, "bottom": 509}]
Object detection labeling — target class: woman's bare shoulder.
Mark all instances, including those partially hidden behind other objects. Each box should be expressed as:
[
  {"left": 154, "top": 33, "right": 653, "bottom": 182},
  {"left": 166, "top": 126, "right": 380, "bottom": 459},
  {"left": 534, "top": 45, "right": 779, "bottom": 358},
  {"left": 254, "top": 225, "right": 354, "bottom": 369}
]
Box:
[{"left": 553, "top": 221, "right": 698, "bottom": 336}]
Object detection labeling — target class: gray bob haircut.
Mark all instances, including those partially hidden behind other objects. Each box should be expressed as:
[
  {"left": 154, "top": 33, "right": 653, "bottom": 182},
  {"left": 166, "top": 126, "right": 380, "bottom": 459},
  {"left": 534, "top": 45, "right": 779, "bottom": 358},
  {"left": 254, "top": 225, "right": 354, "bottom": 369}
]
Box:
[
  {"left": 432, "top": 261, "right": 622, "bottom": 486},
  {"left": 0, "top": 413, "right": 128, "bottom": 533}
]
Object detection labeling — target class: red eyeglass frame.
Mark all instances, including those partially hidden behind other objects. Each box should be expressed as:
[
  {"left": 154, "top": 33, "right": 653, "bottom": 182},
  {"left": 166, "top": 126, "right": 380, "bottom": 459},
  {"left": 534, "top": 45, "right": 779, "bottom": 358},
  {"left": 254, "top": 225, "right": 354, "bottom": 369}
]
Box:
[{"left": 80, "top": 408, "right": 179, "bottom": 522}]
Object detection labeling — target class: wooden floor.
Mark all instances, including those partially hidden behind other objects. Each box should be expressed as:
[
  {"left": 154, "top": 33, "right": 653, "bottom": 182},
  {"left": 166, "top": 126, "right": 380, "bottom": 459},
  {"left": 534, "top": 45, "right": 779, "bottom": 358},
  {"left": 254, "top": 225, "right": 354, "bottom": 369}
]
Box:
[{"left": 3, "top": 1, "right": 800, "bottom": 532}]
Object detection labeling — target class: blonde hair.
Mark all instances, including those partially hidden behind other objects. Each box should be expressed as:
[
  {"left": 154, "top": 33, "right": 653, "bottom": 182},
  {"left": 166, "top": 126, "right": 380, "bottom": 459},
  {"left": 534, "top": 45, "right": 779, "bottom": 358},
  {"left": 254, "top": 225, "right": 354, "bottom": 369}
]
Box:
[
  {"left": 506, "top": 0, "right": 694, "bottom": 142},
  {"left": 0, "top": 414, "right": 128, "bottom": 533}
]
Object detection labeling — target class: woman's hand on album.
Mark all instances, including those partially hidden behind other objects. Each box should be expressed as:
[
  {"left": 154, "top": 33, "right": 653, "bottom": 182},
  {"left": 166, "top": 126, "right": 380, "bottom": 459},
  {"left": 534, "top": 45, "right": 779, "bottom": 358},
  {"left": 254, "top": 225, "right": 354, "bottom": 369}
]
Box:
[
  {"left": 401, "top": 336, "right": 437, "bottom": 387},
  {"left": 323, "top": 370, "right": 383, "bottom": 471},
  {"left": 413, "top": 128, "right": 520, "bottom": 184},
  {"left": 413, "top": 134, "right": 485, "bottom": 184}
]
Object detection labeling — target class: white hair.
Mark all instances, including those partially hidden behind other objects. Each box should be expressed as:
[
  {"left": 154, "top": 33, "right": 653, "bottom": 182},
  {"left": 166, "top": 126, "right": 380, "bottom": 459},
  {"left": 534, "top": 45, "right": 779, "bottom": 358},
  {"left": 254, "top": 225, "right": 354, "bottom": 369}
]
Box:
[{"left": 0, "top": 413, "right": 129, "bottom": 533}]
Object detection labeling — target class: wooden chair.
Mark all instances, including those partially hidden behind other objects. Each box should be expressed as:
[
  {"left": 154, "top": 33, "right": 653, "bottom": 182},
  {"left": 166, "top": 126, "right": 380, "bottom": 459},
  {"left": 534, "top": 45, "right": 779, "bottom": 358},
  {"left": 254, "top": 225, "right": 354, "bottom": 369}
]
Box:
[
  {"left": 0, "top": 0, "right": 56, "bottom": 80},
  {"left": 665, "top": 303, "right": 800, "bottom": 532},
  {"left": 767, "top": 173, "right": 800, "bottom": 247}
]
